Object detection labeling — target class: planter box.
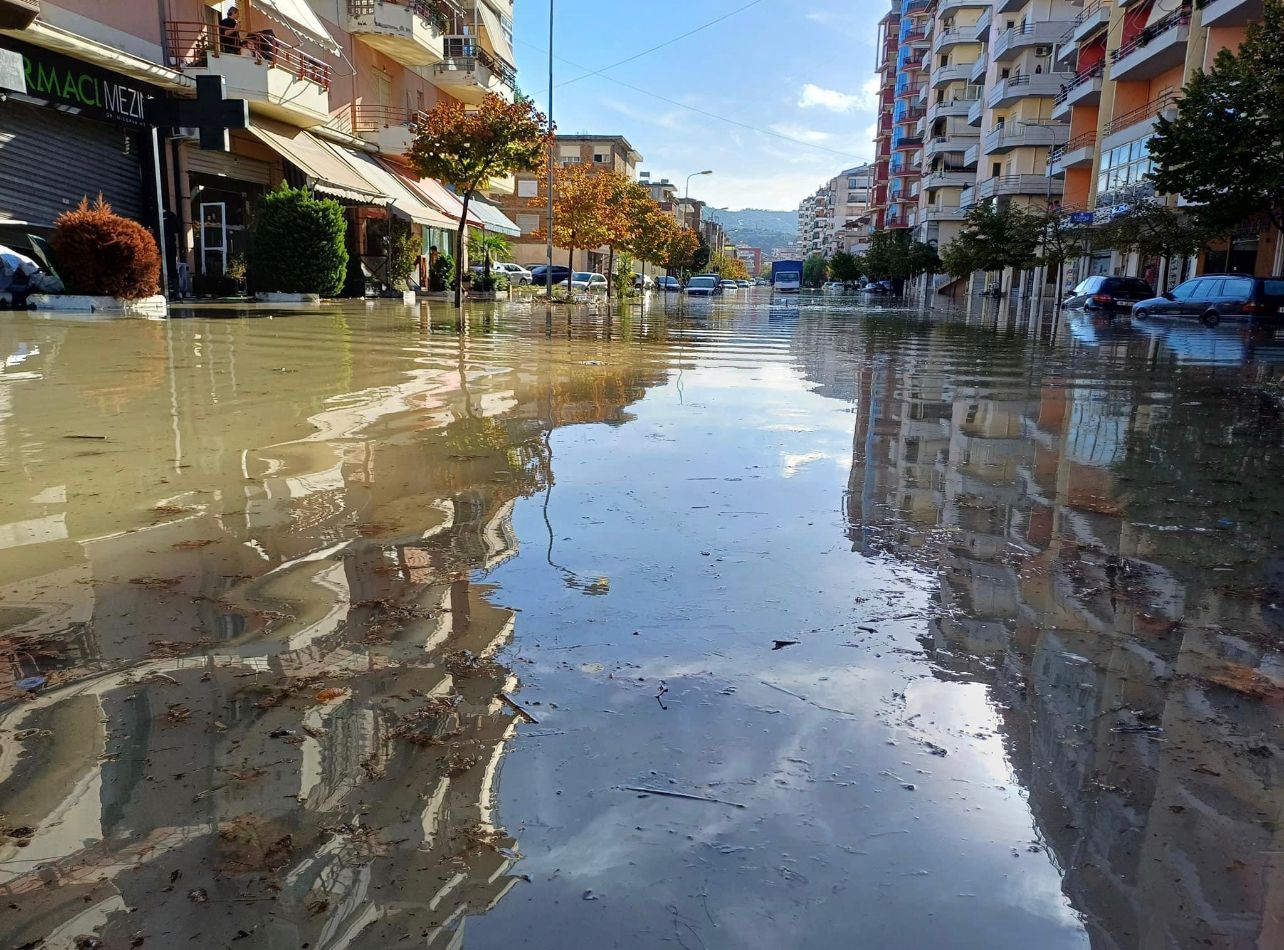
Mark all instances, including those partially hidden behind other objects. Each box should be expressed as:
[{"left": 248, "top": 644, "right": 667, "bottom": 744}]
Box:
[
  {"left": 417, "top": 291, "right": 451, "bottom": 301},
  {"left": 255, "top": 292, "right": 321, "bottom": 304},
  {"left": 28, "top": 294, "right": 168, "bottom": 318},
  {"left": 468, "top": 291, "right": 498, "bottom": 301},
  {"left": 398, "top": 290, "right": 416, "bottom": 305}
]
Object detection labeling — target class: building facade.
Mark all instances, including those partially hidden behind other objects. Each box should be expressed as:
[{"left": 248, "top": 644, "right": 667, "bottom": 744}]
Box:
[
  {"left": 798, "top": 164, "right": 876, "bottom": 259},
  {"left": 0, "top": 0, "right": 520, "bottom": 295}
]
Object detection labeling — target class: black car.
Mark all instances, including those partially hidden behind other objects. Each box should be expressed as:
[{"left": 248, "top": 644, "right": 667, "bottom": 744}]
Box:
[
  {"left": 1063, "top": 275, "right": 1154, "bottom": 314},
  {"left": 528, "top": 265, "right": 573, "bottom": 286},
  {"left": 1132, "top": 274, "right": 1284, "bottom": 327}
]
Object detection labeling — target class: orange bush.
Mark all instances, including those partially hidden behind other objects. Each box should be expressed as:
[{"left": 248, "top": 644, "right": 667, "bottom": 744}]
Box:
[{"left": 53, "top": 195, "right": 161, "bottom": 299}]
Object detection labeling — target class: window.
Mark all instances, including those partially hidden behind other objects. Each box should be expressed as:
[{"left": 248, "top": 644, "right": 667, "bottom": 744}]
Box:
[
  {"left": 1263, "top": 280, "right": 1284, "bottom": 297},
  {"left": 1169, "top": 280, "right": 1199, "bottom": 300},
  {"left": 516, "top": 213, "right": 540, "bottom": 234},
  {"left": 1191, "top": 279, "right": 1223, "bottom": 300},
  {"left": 559, "top": 144, "right": 581, "bottom": 159},
  {"left": 593, "top": 151, "right": 610, "bottom": 164},
  {"left": 517, "top": 179, "right": 538, "bottom": 198},
  {"left": 1222, "top": 277, "right": 1253, "bottom": 298}
]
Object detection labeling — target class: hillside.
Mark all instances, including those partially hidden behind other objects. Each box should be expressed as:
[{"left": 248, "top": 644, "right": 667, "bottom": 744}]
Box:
[{"left": 703, "top": 207, "right": 797, "bottom": 252}]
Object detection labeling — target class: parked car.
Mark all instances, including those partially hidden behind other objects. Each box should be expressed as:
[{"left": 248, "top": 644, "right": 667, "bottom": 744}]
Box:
[
  {"left": 863, "top": 280, "right": 894, "bottom": 295},
  {"left": 719, "top": 279, "right": 739, "bottom": 292},
  {"left": 633, "top": 273, "right": 655, "bottom": 291},
  {"left": 570, "top": 272, "right": 609, "bottom": 292},
  {"left": 685, "top": 275, "right": 721, "bottom": 297},
  {"left": 1063, "top": 275, "right": 1154, "bottom": 314},
  {"left": 821, "top": 281, "right": 844, "bottom": 293},
  {"left": 656, "top": 276, "right": 682, "bottom": 292},
  {"left": 737, "top": 279, "right": 752, "bottom": 289},
  {"left": 471, "top": 262, "right": 532, "bottom": 285},
  {"left": 529, "top": 265, "right": 573, "bottom": 287},
  {"left": 1132, "top": 274, "right": 1284, "bottom": 327}
]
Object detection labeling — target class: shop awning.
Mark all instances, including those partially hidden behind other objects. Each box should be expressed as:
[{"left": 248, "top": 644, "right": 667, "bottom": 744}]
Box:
[
  {"left": 467, "top": 196, "right": 521, "bottom": 236},
  {"left": 473, "top": 1, "right": 514, "bottom": 67},
  {"left": 244, "top": 0, "right": 342, "bottom": 55},
  {"left": 248, "top": 119, "right": 388, "bottom": 204},
  {"left": 380, "top": 162, "right": 484, "bottom": 229},
  {"left": 326, "top": 146, "right": 454, "bottom": 228}
]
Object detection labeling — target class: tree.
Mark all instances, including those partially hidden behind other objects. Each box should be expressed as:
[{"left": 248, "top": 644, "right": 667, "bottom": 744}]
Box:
[
  {"left": 248, "top": 185, "right": 348, "bottom": 296},
  {"left": 662, "top": 227, "right": 702, "bottom": 275},
  {"left": 530, "top": 162, "right": 613, "bottom": 291},
  {"left": 600, "top": 173, "right": 650, "bottom": 296},
  {"left": 1095, "top": 203, "right": 1208, "bottom": 289},
  {"left": 53, "top": 194, "right": 160, "bottom": 299},
  {"left": 626, "top": 202, "right": 680, "bottom": 278},
  {"left": 692, "top": 234, "right": 712, "bottom": 273},
  {"left": 803, "top": 254, "right": 828, "bottom": 288},
  {"left": 468, "top": 231, "right": 513, "bottom": 279},
  {"left": 1149, "top": 1, "right": 1284, "bottom": 235},
  {"left": 388, "top": 217, "right": 421, "bottom": 291},
  {"left": 938, "top": 201, "right": 1041, "bottom": 291},
  {"left": 409, "top": 93, "right": 553, "bottom": 306},
  {"left": 829, "top": 251, "right": 861, "bottom": 283},
  {"left": 709, "top": 252, "right": 749, "bottom": 281},
  {"left": 864, "top": 230, "right": 943, "bottom": 290}
]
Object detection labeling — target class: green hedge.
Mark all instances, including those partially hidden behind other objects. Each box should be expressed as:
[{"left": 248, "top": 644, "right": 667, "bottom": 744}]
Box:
[{"left": 249, "top": 185, "right": 348, "bottom": 296}]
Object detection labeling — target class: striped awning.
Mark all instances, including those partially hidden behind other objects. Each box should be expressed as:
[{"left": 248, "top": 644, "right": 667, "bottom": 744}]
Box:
[{"left": 248, "top": 119, "right": 388, "bottom": 204}]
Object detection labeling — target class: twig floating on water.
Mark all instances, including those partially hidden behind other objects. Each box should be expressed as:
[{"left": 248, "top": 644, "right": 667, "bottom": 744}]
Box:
[
  {"left": 499, "top": 693, "right": 540, "bottom": 724},
  {"left": 622, "top": 786, "right": 747, "bottom": 809}
]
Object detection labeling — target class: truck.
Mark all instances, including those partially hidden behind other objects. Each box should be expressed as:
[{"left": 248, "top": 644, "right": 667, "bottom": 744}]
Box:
[{"left": 771, "top": 260, "right": 803, "bottom": 294}]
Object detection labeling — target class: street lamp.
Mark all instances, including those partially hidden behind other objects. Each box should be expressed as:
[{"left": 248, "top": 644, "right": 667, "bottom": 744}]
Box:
[
  {"left": 1016, "top": 119, "right": 1066, "bottom": 305},
  {"left": 685, "top": 169, "right": 712, "bottom": 228},
  {"left": 545, "top": 0, "right": 555, "bottom": 299}
]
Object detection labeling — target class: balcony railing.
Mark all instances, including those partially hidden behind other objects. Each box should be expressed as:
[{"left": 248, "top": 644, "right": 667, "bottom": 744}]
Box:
[
  {"left": 1055, "top": 63, "right": 1105, "bottom": 103},
  {"left": 350, "top": 104, "right": 428, "bottom": 133},
  {"left": 1048, "top": 130, "right": 1098, "bottom": 166},
  {"left": 1112, "top": 8, "right": 1191, "bottom": 63},
  {"left": 348, "top": 0, "right": 463, "bottom": 32},
  {"left": 440, "top": 36, "right": 516, "bottom": 87},
  {"left": 1104, "top": 91, "right": 1178, "bottom": 136},
  {"left": 165, "top": 20, "right": 332, "bottom": 89}
]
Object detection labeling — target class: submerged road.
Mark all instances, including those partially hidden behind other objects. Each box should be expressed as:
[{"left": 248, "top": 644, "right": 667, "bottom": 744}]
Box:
[{"left": 1, "top": 292, "right": 1282, "bottom": 949}]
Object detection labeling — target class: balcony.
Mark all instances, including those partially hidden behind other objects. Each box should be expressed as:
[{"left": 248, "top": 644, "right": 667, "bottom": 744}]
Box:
[
  {"left": 350, "top": 104, "right": 426, "bottom": 155},
  {"left": 1048, "top": 131, "right": 1098, "bottom": 175},
  {"left": 1052, "top": 63, "right": 1104, "bottom": 118},
  {"left": 1064, "top": 0, "right": 1111, "bottom": 51},
  {"left": 983, "top": 122, "right": 1069, "bottom": 154},
  {"left": 1199, "top": 0, "right": 1263, "bottom": 26},
  {"left": 931, "top": 62, "right": 979, "bottom": 88},
  {"left": 166, "top": 20, "right": 332, "bottom": 127},
  {"left": 925, "top": 130, "right": 981, "bottom": 158},
  {"left": 987, "top": 71, "right": 1073, "bottom": 107},
  {"left": 1102, "top": 92, "right": 1178, "bottom": 149},
  {"left": 1110, "top": 9, "right": 1191, "bottom": 81},
  {"left": 970, "top": 55, "right": 989, "bottom": 84},
  {"left": 932, "top": 27, "right": 976, "bottom": 55},
  {"left": 993, "top": 20, "right": 1073, "bottom": 63},
  {"left": 963, "top": 144, "right": 980, "bottom": 168},
  {"left": 927, "top": 92, "right": 982, "bottom": 122},
  {"left": 960, "top": 184, "right": 977, "bottom": 207},
  {"left": 344, "top": 0, "right": 460, "bottom": 66},
  {"left": 996, "top": 0, "right": 1026, "bottom": 12},
  {"left": 922, "top": 169, "right": 976, "bottom": 189},
  {"left": 972, "top": 8, "right": 992, "bottom": 42},
  {"left": 924, "top": 204, "right": 968, "bottom": 222},
  {"left": 433, "top": 36, "right": 516, "bottom": 103},
  {"left": 968, "top": 96, "right": 985, "bottom": 126},
  {"left": 940, "top": 0, "right": 992, "bottom": 13},
  {"left": 975, "top": 174, "right": 1064, "bottom": 199}
]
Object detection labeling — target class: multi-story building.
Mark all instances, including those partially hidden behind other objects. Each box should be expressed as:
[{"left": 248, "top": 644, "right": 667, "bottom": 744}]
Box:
[
  {"left": 0, "top": 0, "right": 521, "bottom": 295},
  {"left": 797, "top": 164, "right": 875, "bottom": 259},
  {"left": 889, "top": 0, "right": 932, "bottom": 232},
  {"left": 736, "top": 245, "right": 763, "bottom": 275},
  {"left": 1052, "top": 0, "right": 1278, "bottom": 286},
  {"left": 872, "top": 2, "right": 902, "bottom": 231},
  {"left": 496, "top": 133, "right": 642, "bottom": 272}
]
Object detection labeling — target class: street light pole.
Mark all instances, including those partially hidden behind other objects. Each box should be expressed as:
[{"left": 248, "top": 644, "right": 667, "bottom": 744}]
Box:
[
  {"left": 1017, "top": 119, "right": 1064, "bottom": 309},
  {"left": 544, "top": 0, "right": 554, "bottom": 301},
  {"left": 685, "top": 169, "right": 713, "bottom": 228}
]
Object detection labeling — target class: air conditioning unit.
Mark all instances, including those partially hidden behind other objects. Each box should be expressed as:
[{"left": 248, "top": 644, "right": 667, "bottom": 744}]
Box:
[{"left": 1035, "top": 45, "right": 1051, "bottom": 56}]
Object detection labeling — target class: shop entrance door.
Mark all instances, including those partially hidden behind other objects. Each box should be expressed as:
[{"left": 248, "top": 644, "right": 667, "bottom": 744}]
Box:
[{"left": 199, "top": 201, "right": 227, "bottom": 275}]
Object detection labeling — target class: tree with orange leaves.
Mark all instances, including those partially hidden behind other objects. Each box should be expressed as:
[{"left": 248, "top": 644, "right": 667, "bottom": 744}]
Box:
[
  {"left": 409, "top": 93, "right": 553, "bottom": 306},
  {"left": 626, "top": 201, "right": 681, "bottom": 280},
  {"left": 529, "top": 161, "right": 614, "bottom": 292},
  {"left": 663, "top": 226, "right": 702, "bottom": 276}
]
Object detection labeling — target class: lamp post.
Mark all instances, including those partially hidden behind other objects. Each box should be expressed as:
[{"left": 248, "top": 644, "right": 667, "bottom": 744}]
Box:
[
  {"left": 545, "top": 0, "right": 555, "bottom": 300},
  {"left": 1016, "top": 119, "right": 1065, "bottom": 308},
  {"left": 684, "top": 169, "right": 712, "bottom": 229}
]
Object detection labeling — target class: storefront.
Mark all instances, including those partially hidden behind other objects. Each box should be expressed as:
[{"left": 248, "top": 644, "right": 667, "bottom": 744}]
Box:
[{"left": 0, "top": 37, "right": 161, "bottom": 233}]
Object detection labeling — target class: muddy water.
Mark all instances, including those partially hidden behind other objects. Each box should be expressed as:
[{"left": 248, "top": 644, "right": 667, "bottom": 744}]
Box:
[{"left": 1, "top": 297, "right": 1282, "bottom": 949}]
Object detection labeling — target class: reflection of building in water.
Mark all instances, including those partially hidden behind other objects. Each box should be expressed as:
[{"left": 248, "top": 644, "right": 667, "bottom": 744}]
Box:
[
  {"left": 803, "top": 315, "right": 1284, "bottom": 949},
  {"left": 0, "top": 317, "right": 669, "bottom": 948}
]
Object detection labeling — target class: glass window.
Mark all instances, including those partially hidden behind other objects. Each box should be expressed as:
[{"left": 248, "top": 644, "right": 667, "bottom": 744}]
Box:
[
  {"left": 1169, "top": 280, "right": 1200, "bottom": 300},
  {"left": 1262, "top": 280, "right": 1284, "bottom": 297},
  {"left": 516, "top": 213, "right": 540, "bottom": 234},
  {"left": 517, "top": 179, "right": 538, "bottom": 198},
  {"left": 1222, "top": 277, "right": 1254, "bottom": 297},
  {"left": 1191, "top": 279, "right": 1223, "bottom": 300}
]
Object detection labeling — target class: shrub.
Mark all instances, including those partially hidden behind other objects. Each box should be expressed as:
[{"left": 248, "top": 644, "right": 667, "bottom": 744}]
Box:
[
  {"left": 472, "top": 272, "right": 509, "bottom": 293},
  {"left": 429, "top": 252, "right": 455, "bottom": 292},
  {"left": 52, "top": 195, "right": 160, "bottom": 299},
  {"left": 249, "top": 185, "right": 348, "bottom": 296},
  {"left": 389, "top": 218, "right": 421, "bottom": 291}
]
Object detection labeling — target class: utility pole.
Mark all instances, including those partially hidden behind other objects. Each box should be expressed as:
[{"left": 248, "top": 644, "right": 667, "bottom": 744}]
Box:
[{"left": 545, "top": 0, "right": 554, "bottom": 301}]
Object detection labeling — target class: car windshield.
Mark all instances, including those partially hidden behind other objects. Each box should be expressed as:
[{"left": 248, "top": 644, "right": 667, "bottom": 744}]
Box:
[
  {"left": 573, "top": 273, "right": 594, "bottom": 280},
  {"left": 689, "top": 277, "right": 717, "bottom": 288},
  {"left": 1119, "top": 279, "right": 1153, "bottom": 294}
]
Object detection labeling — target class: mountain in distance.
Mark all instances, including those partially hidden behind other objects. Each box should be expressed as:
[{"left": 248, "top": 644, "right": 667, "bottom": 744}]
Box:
[{"left": 703, "top": 207, "right": 798, "bottom": 253}]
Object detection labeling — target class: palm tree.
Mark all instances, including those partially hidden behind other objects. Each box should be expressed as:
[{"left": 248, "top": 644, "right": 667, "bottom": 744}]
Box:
[{"left": 467, "top": 231, "right": 513, "bottom": 277}]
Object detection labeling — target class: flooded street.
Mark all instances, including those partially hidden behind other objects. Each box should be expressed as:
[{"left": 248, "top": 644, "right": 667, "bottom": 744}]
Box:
[{"left": 2, "top": 294, "right": 1284, "bottom": 949}]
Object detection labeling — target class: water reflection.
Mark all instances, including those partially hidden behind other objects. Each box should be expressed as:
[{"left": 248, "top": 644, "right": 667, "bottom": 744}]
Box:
[{"left": 0, "top": 307, "right": 667, "bottom": 947}]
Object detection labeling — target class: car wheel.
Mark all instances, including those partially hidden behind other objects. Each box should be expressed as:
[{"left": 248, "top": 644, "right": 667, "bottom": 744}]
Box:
[
  {"left": 1201, "top": 310, "right": 1221, "bottom": 328},
  {"left": 1133, "top": 308, "right": 1149, "bottom": 320}
]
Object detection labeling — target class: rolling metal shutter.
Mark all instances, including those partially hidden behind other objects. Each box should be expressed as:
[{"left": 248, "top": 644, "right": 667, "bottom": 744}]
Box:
[{"left": 0, "top": 100, "right": 145, "bottom": 227}]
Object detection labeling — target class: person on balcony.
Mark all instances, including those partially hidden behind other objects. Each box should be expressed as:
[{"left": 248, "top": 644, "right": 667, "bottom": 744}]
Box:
[{"left": 219, "top": 6, "right": 242, "bottom": 53}]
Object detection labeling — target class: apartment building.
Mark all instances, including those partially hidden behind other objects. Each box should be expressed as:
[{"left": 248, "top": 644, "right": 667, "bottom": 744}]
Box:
[
  {"left": 1052, "top": 0, "right": 1278, "bottom": 284},
  {"left": 0, "top": 0, "right": 520, "bottom": 293},
  {"left": 496, "top": 134, "right": 642, "bottom": 273},
  {"left": 872, "top": 2, "right": 901, "bottom": 231},
  {"left": 796, "top": 164, "right": 875, "bottom": 258},
  {"left": 889, "top": 0, "right": 930, "bottom": 232}
]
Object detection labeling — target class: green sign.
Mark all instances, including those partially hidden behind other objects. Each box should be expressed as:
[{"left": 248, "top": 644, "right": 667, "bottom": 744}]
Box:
[{"left": 0, "top": 37, "right": 155, "bottom": 126}]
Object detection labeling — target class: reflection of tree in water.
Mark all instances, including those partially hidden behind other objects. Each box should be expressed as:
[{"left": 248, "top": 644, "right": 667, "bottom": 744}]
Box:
[{"left": 0, "top": 347, "right": 671, "bottom": 949}]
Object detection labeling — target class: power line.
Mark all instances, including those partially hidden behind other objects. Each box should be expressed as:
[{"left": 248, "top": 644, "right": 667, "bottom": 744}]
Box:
[
  {"left": 516, "top": 40, "right": 872, "bottom": 162},
  {"left": 556, "top": 0, "right": 770, "bottom": 89}
]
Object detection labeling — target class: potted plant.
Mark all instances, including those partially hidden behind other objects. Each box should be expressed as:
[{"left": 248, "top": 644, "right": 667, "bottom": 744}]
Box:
[
  {"left": 226, "top": 253, "right": 248, "bottom": 296},
  {"left": 248, "top": 185, "right": 348, "bottom": 303},
  {"left": 469, "top": 271, "right": 509, "bottom": 301},
  {"left": 42, "top": 194, "right": 166, "bottom": 316}
]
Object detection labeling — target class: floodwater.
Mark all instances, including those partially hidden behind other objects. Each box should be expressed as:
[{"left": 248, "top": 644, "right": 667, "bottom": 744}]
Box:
[{"left": 1, "top": 293, "right": 1283, "bottom": 950}]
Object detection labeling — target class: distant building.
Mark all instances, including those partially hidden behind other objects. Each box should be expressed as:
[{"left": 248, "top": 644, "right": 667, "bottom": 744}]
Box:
[
  {"left": 737, "top": 246, "right": 764, "bottom": 274},
  {"left": 498, "top": 134, "right": 642, "bottom": 273},
  {"left": 798, "top": 163, "right": 876, "bottom": 257}
]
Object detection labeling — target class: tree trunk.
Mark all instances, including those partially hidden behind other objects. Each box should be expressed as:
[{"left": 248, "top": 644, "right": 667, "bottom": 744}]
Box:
[
  {"left": 455, "top": 191, "right": 474, "bottom": 309},
  {"left": 607, "top": 246, "right": 615, "bottom": 298},
  {"left": 566, "top": 247, "right": 575, "bottom": 291}
]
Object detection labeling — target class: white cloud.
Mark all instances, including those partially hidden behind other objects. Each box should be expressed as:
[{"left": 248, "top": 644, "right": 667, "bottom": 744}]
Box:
[
  {"left": 768, "top": 123, "right": 833, "bottom": 143},
  {"left": 797, "top": 77, "right": 881, "bottom": 113}
]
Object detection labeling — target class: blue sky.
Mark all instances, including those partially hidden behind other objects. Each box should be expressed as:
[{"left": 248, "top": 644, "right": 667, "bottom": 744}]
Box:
[{"left": 511, "top": 0, "right": 887, "bottom": 211}]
